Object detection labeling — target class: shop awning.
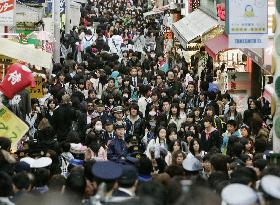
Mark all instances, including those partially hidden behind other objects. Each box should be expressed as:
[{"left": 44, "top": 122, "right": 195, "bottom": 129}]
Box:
[
  {"left": 0, "top": 38, "right": 52, "bottom": 70},
  {"left": 172, "top": 9, "right": 219, "bottom": 49},
  {"left": 204, "top": 34, "right": 229, "bottom": 59}
]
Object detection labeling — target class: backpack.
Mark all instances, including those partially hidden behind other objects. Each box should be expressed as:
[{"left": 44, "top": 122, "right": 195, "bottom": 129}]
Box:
[
  {"left": 83, "top": 36, "right": 94, "bottom": 51},
  {"left": 60, "top": 155, "right": 69, "bottom": 177}
]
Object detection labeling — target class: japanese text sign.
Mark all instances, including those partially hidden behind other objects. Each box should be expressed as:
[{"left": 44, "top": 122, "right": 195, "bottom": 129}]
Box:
[
  {"left": 227, "top": 0, "right": 268, "bottom": 34},
  {"left": 0, "top": 103, "right": 29, "bottom": 152},
  {"left": 0, "top": 0, "right": 15, "bottom": 26},
  {"left": 30, "top": 76, "right": 43, "bottom": 98}
]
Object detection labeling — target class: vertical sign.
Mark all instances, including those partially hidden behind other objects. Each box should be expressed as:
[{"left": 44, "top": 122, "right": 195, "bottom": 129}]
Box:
[
  {"left": 60, "top": 0, "right": 65, "bottom": 14},
  {"left": 30, "top": 76, "right": 43, "bottom": 98},
  {"left": 0, "top": 0, "right": 15, "bottom": 25},
  {"left": 227, "top": 0, "right": 268, "bottom": 48}
]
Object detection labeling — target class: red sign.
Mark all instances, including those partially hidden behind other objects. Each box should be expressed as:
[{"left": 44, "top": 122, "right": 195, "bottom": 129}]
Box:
[
  {"left": 0, "top": 0, "right": 14, "bottom": 14},
  {"left": 216, "top": 3, "right": 225, "bottom": 21}
]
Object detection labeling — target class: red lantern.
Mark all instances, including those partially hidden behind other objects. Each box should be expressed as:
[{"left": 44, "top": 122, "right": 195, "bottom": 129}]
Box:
[{"left": 0, "top": 63, "right": 36, "bottom": 99}]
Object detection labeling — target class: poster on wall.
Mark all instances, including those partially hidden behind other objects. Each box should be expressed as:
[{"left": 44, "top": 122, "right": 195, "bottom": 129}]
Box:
[
  {"left": 227, "top": 0, "right": 268, "bottom": 48},
  {"left": 0, "top": 0, "right": 15, "bottom": 25},
  {"left": 227, "top": 0, "right": 268, "bottom": 34}
]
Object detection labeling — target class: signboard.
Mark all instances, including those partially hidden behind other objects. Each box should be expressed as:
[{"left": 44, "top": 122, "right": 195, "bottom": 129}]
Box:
[
  {"left": 227, "top": 0, "right": 268, "bottom": 34},
  {"left": 228, "top": 34, "right": 268, "bottom": 48},
  {"left": 18, "top": 0, "right": 45, "bottom": 3},
  {"left": 30, "top": 76, "right": 43, "bottom": 98},
  {"left": 0, "top": 55, "right": 16, "bottom": 65},
  {"left": 60, "top": 0, "right": 65, "bottom": 14},
  {"left": 0, "top": 103, "right": 29, "bottom": 152},
  {"left": 164, "top": 31, "right": 173, "bottom": 40},
  {"left": 0, "top": 0, "right": 15, "bottom": 25}
]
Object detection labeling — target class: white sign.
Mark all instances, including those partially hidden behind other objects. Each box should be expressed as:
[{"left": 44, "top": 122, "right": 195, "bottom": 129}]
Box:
[
  {"left": 228, "top": 34, "right": 268, "bottom": 48},
  {"left": 227, "top": 0, "right": 268, "bottom": 34},
  {"left": 0, "top": 0, "right": 15, "bottom": 25}
]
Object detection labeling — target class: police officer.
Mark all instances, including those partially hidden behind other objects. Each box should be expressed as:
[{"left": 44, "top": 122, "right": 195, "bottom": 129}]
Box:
[
  {"left": 107, "top": 123, "right": 128, "bottom": 162},
  {"left": 90, "top": 161, "right": 123, "bottom": 205}
]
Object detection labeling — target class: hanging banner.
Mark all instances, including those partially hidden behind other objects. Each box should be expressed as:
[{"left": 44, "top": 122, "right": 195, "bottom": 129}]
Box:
[
  {"left": 0, "top": 104, "right": 29, "bottom": 152},
  {"left": 30, "top": 76, "right": 43, "bottom": 98},
  {"left": 0, "top": 0, "right": 15, "bottom": 25},
  {"left": 227, "top": 0, "right": 268, "bottom": 34}
]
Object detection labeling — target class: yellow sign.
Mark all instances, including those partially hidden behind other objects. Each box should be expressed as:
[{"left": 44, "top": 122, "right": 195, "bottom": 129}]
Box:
[
  {"left": 0, "top": 55, "right": 16, "bottom": 65},
  {"left": 30, "top": 77, "right": 44, "bottom": 98},
  {"left": 0, "top": 104, "right": 29, "bottom": 152}
]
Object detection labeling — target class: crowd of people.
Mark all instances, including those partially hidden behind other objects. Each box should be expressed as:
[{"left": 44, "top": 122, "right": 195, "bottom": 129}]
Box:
[{"left": 0, "top": 0, "right": 279, "bottom": 205}]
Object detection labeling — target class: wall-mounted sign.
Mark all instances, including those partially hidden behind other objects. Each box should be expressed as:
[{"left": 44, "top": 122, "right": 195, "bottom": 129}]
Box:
[
  {"left": 227, "top": 0, "right": 268, "bottom": 34},
  {"left": 0, "top": 0, "right": 15, "bottom": 25},
  {"left": 228, "top": 34, "right": 268, "bottom": 48}
]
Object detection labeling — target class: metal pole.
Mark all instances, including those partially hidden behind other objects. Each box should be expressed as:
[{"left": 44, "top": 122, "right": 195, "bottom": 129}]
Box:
[
  {"left": 65, "top": 0, "right": 71, "bottom": 34},
  {"left": 53, "top": 0, "right": 61, "bottom": 63}
]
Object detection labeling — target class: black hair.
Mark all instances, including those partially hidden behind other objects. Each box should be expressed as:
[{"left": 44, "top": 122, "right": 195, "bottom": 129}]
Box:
[
  {"left": 65, "top": 171, "right": 86, "bottom": 198},
  {"left": 48, "top": 174, "right": 66, "bottom": 192},
  {"left": 0, "top": 172, "right": 13, "bottom": 197},
  {"left": 226, "top": 120, "right": 237, "bottom": 128},
  {"left": 0, "top": 137, "right": 11, "bottom": 151},
  {"left": 210, "top": 153, "right": 228, "bottom": 175},
  {"left": 34, "top": 168, "right": 50, "bottom": 187},
  {"left": 61, "top": 142, "right": 71, "bottom": 152},
  {"left": 189, "top": 138, "right": 202, "bottom": 156},
  {"left": 12, "top": 172, "right": 31, "bottom": 191}
]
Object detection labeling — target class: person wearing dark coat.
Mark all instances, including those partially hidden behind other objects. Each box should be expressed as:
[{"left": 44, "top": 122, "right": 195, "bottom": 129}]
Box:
[
  {"left": 107, "top": 123, "right": 128, "bottom": 162},
  {"left": 201, "top": 116, "right": 221, "bottom": 152},
  {"left": 51, "top": 94, "right": 78, "bottom": 142}
]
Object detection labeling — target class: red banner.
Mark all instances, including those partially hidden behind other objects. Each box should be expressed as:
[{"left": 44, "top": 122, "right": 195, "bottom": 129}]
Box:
[{"left": 0, "top": 0, "right": 14, "bottom": 14}]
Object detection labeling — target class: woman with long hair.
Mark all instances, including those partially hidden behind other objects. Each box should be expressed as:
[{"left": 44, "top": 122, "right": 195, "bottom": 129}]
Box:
[
  {"left": 223, "top": 101, "right": 242, "bottom": 128},
  {"left": 187, "top": 138, "right": 205, "bottom": 159},
  {"left": 167, "top": 103, "right": 183, "bottom": 131}
]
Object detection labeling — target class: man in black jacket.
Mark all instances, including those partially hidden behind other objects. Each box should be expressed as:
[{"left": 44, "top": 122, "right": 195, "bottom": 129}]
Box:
[{"left": 52, "top": 94, "right": 78, "bottom": 142}]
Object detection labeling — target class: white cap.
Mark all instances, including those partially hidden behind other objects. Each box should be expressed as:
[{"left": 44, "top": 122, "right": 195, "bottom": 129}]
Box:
[
  {"left": 182, "top": 157, "right": 202, "bottom": 172},
  {"left": 221, "top": 183, "right": 258, "bottom": 205},
  {"left": 20, "top": 157, "right": 52, "bottom": 168},
  {"left": 261, "top": 175, "right": 280, "bottom": 199}
]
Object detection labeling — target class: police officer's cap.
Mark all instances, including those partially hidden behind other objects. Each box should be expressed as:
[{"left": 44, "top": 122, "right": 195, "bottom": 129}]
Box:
[
  {"left": 95, "top": 99, "right": 104, "bottom": 107},
  {"left": 221, "top": 183, "right": 258, "bottom": 205},
  {"left": 112, "top": 106, "right": 124, "bottom": 113},
  {"left": 260, "top": 175, "right": 280, "bottom": 200},
  {"left": 114, "top": 122, "right": 125, "bottom": 129},
  {"left": 92, "top": 161, "right": 123, "bottom": 181},
  {"left": 118, "top": 165, "right": 138, "bottom": 185},
  {"left": 182, "top": 157, "right": 202, "bottom": 172}
]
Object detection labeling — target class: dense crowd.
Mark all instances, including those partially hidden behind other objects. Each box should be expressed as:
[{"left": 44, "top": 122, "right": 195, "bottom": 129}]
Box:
[{"left": 0, "top": 0, "right": 279, "bottom": 205}]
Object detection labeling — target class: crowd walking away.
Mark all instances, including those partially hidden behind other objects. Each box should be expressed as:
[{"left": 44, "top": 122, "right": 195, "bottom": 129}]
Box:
[{"left": 0, "top": 0, "right": 279, "bottom": 205}]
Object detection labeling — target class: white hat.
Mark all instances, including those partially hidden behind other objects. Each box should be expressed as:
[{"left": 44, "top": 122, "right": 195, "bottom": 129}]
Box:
[
  {"left": 182, "top": 157, "right": 202, "bottom": 172},
  {"left": 221, "top": 183, "right": 258, "bottom": 205},
  {"left": 261, "top": 175, "right": 280, "bottom": 199},
  {"left": 20, "top": 157, "right": 52, "bottom": 168}
]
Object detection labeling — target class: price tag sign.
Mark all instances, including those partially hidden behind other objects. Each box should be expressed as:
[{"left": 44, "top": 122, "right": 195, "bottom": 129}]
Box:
[{"left": 30, "top": 76, "right": 43, "bottom": 98}]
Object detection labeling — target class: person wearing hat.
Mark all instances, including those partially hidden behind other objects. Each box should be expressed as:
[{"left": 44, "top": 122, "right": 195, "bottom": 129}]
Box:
[
  {"left": 91, "top": 161, "right": 123, "bottom": 204},
  {"left": 221, "top": 183, "right": 258, "bottom": 205},
  {"left": 107, "top": 122, "right": 128, "bottom": 162},
  {"left": 260, "top": 175, "right": 280, "bottom": 204},
  {"left": 112, "top": 106, "right": 125, "bottom": 124},
  {"left": 104, "top": 119, "right": 116, "bottom": 145},
  {"left": 93, "top": 99, "right": 112, "bottom": 124},
  {"left": 182, "top": 157, "right": 203, "bottom": 178},
  {"left": 113, "top": 165, "right": 138, "bottom": 198}
]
